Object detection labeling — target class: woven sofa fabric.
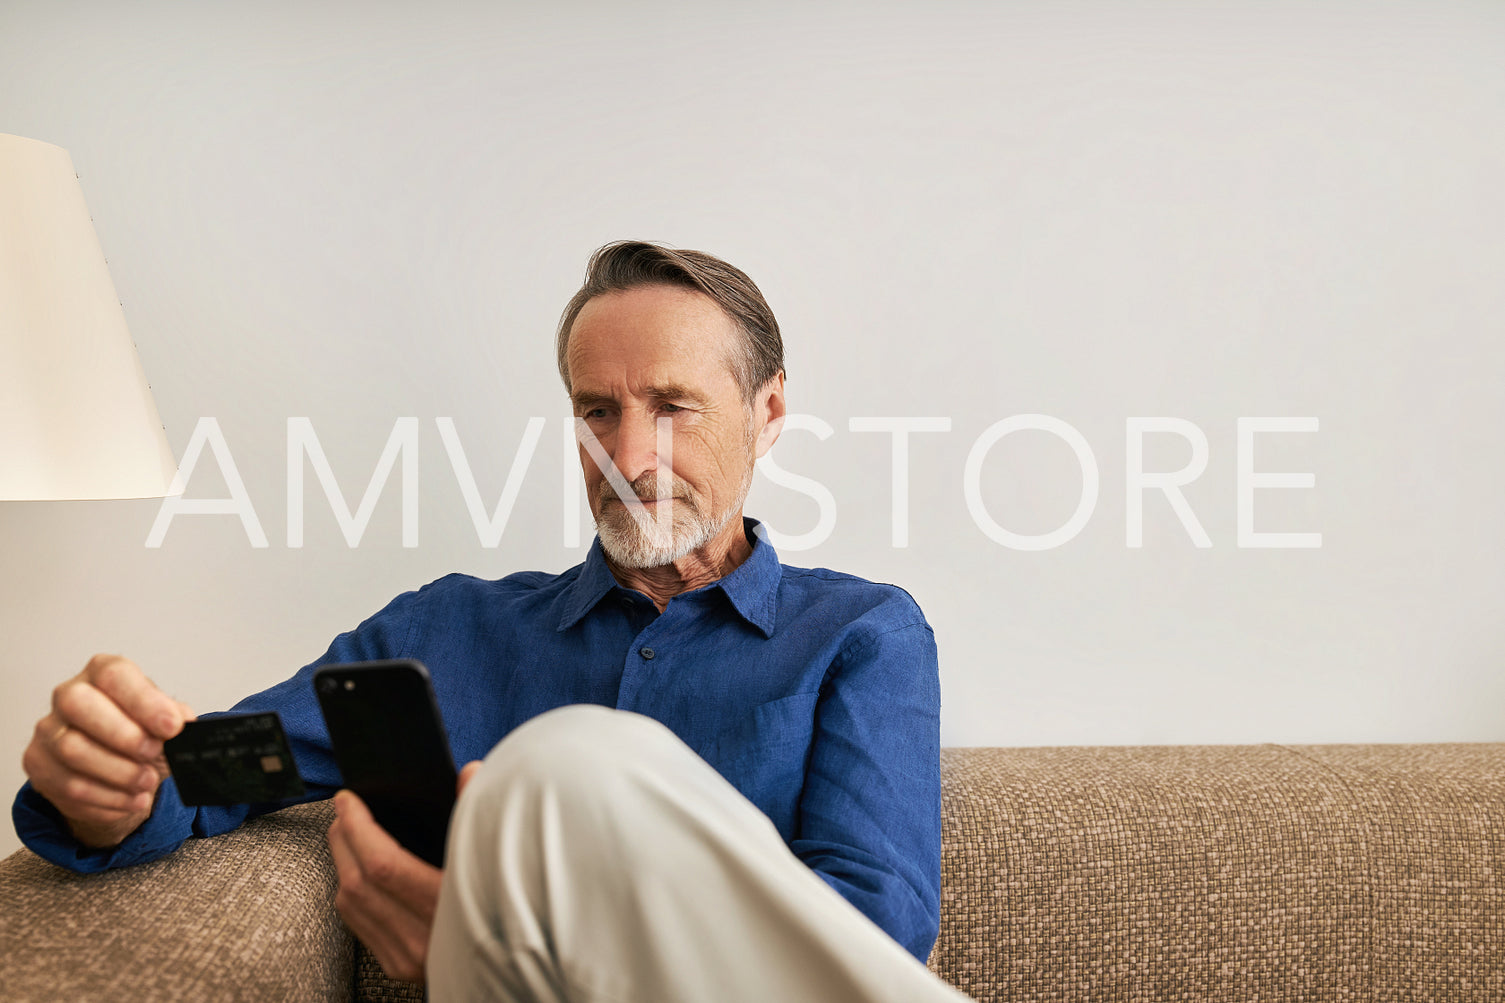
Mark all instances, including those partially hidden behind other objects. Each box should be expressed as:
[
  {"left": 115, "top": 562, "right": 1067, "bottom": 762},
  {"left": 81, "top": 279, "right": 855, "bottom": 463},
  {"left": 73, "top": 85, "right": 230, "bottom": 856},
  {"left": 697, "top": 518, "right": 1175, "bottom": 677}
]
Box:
[
  {"left": 0, "top": 800, "right": 352, "bottom": 1003},
  {"left": 928, "top": 743, "right": 1505, "bottom": 1003},
  {"left": 5, "top": 745, "right": 1501, "bottom": 1001},
  {"left": 359, "top": 943, "right": 425, "bottom": 1002},
  {"left": 1291, "top": 743, "right": 1505, "bottom": 1001}
]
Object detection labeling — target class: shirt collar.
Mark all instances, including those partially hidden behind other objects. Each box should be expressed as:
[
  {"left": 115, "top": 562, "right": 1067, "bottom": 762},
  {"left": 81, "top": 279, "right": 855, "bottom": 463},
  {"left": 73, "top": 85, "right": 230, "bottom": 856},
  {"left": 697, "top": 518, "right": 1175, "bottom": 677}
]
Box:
[
  {"left": 714, "top": 519, "right": 780, "bottom": 637},
  {"left": 556, "top": 518, "right": 780, "bottom": 637}
]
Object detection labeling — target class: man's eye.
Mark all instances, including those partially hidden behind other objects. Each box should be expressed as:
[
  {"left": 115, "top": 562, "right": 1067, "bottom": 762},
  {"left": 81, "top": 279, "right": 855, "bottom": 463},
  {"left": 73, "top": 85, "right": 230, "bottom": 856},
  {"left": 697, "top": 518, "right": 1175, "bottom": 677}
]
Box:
[
  {"left": 660, "top": 403, "right": 684, "bottom": 414},
  {"left": 583, "top": 408, "right": 609, "bottom": 419}
]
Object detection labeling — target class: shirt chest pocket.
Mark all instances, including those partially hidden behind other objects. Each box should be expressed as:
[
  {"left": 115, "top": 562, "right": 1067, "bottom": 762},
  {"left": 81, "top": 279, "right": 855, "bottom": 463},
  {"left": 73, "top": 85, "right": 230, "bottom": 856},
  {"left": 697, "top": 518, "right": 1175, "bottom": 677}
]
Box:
[{"left": 704, "top": 690, "right": 820, "bottom": 838}]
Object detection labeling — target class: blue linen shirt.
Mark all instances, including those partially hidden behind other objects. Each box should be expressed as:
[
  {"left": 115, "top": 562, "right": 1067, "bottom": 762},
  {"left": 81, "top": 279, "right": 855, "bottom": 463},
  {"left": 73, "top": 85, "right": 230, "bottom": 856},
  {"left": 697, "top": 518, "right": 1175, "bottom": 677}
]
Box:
[{"left": 13, "top": 521, "right": 942, "bottom": 960}]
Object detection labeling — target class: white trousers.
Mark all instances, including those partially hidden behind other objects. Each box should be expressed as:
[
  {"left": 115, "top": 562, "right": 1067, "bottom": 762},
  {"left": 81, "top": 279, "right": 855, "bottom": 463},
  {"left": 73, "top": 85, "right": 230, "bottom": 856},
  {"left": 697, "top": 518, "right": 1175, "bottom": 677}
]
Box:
[{"left": 426, "top": 704, "right": 972, "bottom": 1003}]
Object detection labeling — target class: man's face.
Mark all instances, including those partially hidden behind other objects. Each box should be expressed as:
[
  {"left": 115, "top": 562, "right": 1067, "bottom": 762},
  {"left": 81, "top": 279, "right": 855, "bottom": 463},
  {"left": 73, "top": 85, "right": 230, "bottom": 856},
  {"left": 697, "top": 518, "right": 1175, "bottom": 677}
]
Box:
[{"left": 566, "top": 284, "right": 778, "bottom": 568}]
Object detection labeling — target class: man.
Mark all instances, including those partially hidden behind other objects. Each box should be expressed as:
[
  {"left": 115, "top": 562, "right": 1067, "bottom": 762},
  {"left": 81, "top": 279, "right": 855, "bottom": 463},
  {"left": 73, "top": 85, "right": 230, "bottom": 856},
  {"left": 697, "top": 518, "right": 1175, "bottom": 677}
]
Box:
[{"left": 17, "top": 241, "right": 969, "bottom": 1001}]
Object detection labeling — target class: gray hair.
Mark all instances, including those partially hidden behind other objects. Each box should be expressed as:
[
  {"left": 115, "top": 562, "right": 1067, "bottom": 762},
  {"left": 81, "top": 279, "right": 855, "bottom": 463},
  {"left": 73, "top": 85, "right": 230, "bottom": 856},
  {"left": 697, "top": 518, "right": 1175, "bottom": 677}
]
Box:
[{"left": 556, "top": 241, "right": 785, "bottom": 402}]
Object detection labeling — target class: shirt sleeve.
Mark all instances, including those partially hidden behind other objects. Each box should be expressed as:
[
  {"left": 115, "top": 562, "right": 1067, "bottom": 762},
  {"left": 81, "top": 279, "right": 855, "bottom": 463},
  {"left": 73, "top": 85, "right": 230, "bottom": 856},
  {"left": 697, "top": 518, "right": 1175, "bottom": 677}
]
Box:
[
  {"left": 788, "top": 612, "right": 943, "bottom": 962},
  {"left": 10, "top": 590, "right": 423, "bottom": 873}
]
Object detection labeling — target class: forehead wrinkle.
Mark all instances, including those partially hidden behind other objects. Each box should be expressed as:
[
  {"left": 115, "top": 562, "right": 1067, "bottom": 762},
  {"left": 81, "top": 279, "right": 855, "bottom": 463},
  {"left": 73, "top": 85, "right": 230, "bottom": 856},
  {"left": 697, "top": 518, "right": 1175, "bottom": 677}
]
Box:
[{"left": 566, "top": 287, "right": 745, "bottom": 407}]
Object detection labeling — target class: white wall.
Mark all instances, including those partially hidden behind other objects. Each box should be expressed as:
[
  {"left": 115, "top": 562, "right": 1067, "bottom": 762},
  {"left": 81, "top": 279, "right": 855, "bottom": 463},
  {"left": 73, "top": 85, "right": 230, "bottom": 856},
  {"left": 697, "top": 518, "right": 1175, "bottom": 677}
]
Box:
[{"left": 4, "top": 0, "right": 1503, "bottom": 860}]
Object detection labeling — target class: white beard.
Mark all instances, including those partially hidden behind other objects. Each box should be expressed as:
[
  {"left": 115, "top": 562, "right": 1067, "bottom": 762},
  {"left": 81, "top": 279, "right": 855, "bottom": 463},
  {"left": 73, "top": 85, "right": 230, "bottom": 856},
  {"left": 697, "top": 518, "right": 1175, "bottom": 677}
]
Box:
[{"left": 595, "top": 464, "right": 753, "bottom": 569}]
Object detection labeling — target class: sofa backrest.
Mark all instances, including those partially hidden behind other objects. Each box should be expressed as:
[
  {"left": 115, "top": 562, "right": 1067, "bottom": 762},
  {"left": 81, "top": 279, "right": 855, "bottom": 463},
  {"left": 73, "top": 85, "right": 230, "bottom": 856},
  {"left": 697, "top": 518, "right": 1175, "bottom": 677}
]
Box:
[{"left": 928, "top": 743, "right": 1505, "bottom": 1002}]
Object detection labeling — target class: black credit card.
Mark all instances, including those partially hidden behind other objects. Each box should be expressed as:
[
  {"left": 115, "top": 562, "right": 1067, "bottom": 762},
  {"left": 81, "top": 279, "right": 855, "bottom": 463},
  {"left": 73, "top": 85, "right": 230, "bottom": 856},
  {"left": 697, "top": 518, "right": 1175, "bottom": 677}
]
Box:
[{"left": 163, "top": 712, "right": 306, "bottom": 806}]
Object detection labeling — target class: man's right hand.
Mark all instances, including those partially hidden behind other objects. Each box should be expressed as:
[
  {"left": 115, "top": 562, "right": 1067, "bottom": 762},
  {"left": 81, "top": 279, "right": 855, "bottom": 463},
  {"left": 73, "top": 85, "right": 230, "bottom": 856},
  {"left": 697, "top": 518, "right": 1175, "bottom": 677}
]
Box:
[{"left": 21, "top": 654, "right": 193, "bottom": 849}]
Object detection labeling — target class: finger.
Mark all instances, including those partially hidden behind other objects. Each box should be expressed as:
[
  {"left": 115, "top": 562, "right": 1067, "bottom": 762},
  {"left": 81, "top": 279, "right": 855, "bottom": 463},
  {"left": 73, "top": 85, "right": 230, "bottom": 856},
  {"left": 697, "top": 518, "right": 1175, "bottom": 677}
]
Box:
[
  {"left": 53, "top": 773, "right": 154, "bottom": 814},
  {"left": 41, "top": 717, "right": 159, "bottom": 793},
  {"left": 334, "top": 791, "right": 444, "bottom": 913},
  {"left": 328, "top": 795, "right": 435, "bottom": 981},
  {"left": 81, "top": 655, "right": 188, "bottom": 739},
  {"left": 457, "top": 760, "right": 483, "bottom": 798},
  {"left": 52, "top": 680, "right": 161, "bottom": 762},
  {"left": 141, "top": 702, "right": 194, "bottom": 782},
  {"left": 23, "top": 735, "right": 153, "bottom": 816},
  {"left": 328, "top": 815, "right": 411, "bottom": 961},
  {"left": 329, "top": 793, "right": 441, "bottom": 924}
]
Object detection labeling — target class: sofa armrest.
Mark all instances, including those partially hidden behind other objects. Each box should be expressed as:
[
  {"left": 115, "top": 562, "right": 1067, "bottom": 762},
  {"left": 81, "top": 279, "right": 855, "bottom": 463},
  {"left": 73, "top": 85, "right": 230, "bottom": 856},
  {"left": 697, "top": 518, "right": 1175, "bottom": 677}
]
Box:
[{"left": 0, "top": 800, "right": 352, "bottom": 1003}]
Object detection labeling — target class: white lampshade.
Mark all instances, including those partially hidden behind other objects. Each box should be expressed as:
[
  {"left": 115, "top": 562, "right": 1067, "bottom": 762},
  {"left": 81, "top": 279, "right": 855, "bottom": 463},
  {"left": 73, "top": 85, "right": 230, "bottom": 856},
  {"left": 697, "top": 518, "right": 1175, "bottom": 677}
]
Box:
[{"left": 0, "top": 133, "right": 179, "bottom": 500}]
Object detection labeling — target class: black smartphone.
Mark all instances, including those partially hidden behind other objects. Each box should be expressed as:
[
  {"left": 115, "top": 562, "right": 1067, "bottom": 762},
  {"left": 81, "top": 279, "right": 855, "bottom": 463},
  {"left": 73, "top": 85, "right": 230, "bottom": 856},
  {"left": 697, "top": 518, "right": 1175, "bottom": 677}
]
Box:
[{"left": 313, "top": 659, "right": 458, "bottom": 867}]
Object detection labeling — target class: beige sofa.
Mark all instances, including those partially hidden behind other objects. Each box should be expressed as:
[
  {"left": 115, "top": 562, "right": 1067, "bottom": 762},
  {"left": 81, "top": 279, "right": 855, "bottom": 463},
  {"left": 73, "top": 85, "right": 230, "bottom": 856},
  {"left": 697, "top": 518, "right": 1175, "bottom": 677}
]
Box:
[{"left": 3, "top": 742, "right": 1502, "bottom": 1001}]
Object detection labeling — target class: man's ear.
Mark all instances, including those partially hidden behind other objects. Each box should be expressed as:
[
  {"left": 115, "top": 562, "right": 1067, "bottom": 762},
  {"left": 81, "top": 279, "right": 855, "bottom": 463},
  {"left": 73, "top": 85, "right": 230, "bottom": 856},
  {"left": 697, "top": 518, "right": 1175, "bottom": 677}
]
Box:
[{"left": 753, "top": 371, "right": 786, "bottom": 458}]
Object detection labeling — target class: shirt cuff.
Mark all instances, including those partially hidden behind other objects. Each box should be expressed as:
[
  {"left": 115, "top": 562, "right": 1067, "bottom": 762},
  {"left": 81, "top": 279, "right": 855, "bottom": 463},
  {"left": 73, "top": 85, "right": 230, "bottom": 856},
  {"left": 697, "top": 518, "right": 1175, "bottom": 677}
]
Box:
[{"left": 12, "top": 779, "right": 195, "bottom": 873}]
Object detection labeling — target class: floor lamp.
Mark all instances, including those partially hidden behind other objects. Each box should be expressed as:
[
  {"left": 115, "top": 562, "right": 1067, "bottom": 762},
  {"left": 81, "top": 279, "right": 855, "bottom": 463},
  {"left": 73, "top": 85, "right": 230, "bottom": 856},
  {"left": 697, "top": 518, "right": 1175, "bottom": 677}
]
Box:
[{"left": 0, "top": 133, "right": 179, "bottom": 501}]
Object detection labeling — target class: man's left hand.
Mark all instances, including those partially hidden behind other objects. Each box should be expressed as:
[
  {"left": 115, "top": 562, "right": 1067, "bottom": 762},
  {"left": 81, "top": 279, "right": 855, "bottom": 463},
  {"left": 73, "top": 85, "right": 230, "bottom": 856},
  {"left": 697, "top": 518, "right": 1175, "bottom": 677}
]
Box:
[{"left": 327, "top": 761, "right": 483, "bottom": 983}]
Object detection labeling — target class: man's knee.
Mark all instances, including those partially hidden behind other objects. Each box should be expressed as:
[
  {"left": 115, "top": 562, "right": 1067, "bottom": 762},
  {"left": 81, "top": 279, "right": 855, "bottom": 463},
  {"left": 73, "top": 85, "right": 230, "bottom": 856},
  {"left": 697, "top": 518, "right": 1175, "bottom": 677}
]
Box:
[{"left": 467, "top": 704, "right": 685, "bottom": 806}]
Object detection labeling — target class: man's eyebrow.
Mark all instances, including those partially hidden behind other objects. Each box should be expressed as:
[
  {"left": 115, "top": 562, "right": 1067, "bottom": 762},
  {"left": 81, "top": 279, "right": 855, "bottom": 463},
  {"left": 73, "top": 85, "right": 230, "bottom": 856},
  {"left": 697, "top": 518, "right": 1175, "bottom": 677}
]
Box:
[
  {"left": 570, "top": 390, "right": 616, "bottom": 411},
  {"left": 570, "top": 384, "right": 712, "bottom": 411},
  {"left": 644, "top": 383, "right": 711, "bottom": 406}
]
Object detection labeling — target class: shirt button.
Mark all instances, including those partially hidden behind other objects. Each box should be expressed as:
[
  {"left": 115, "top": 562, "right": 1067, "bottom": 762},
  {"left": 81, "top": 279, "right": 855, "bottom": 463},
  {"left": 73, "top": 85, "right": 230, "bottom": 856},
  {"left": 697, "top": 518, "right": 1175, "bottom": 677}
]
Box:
[{"left": 639, "top": 647, "right": 655, "bottom": 660}]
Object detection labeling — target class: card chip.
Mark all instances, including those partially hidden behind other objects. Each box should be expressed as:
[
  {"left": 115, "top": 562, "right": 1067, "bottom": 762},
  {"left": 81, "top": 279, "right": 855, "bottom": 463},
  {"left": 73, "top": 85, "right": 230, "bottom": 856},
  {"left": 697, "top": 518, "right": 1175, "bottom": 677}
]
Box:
[{"left": 261, "top": 755, "right": 285, "bottom": 773}]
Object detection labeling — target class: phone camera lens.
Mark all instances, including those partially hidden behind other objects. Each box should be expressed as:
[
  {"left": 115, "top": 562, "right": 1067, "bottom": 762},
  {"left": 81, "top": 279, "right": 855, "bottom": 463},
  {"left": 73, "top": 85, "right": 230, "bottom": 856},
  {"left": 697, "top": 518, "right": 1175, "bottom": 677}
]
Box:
[{"left": 318, "top": 677, "right": 337, "bottom": 694}]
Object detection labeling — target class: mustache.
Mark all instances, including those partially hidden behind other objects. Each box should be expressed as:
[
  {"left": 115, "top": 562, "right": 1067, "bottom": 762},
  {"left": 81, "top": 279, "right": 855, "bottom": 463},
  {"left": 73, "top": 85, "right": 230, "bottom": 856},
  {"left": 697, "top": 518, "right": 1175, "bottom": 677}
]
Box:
[{"left": 597, "top": 472, "right": 688, "bottom": 505}]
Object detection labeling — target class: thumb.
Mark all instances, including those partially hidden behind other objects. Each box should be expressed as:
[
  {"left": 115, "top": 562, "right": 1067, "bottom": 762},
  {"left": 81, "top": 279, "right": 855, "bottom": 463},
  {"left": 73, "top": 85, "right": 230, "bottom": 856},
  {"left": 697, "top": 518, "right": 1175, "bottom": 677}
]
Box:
[{"left": 457, "top": 760, "right": 483, "bottom": 798}]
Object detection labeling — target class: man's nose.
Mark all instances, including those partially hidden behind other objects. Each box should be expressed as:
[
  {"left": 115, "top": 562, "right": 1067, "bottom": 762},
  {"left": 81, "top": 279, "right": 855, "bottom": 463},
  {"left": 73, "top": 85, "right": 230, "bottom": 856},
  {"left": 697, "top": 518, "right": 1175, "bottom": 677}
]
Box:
[{"left": 611, "top": 413, "right": 670, "bottom": 484}]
